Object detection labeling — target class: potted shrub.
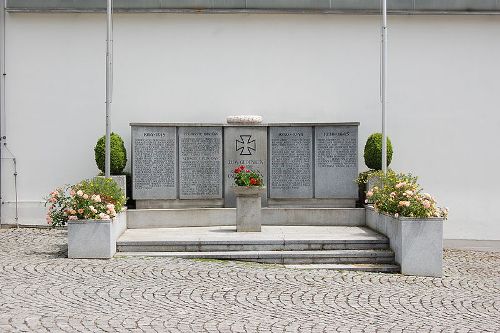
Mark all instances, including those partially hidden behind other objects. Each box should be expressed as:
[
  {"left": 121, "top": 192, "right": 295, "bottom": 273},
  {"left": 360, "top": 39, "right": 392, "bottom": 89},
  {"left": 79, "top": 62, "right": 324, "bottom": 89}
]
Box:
[
  {"left": 356, "top": 133, "right": 393, "bottom": 206},
  {"left": 45, "top": 177, "right": 127, "bottom": 259},
  {"left": 365, "top": 171, "right": 448, "bottom": 277},
  {"left": 232, "top": 165, "right": 265, "bottom": 232},
  {"left": 94, "top": 132, "right": 128, "bottom": 200}
]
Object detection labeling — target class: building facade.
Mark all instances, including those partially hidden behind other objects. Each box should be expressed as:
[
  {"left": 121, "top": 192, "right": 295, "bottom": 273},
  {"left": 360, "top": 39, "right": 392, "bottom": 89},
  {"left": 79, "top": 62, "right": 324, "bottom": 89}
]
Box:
[{"left": 1, "top": 0, "right": 499, "bottom": 241}]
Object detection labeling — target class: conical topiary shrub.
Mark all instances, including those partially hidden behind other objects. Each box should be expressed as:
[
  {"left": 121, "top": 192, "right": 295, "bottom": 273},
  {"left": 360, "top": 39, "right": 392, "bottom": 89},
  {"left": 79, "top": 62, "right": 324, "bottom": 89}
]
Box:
[
  {"left": 94, "top": 132, "right": 127, "bottom": 175},
  {"left": 364, "top": 133, "right": 393, "bottom": 170}
]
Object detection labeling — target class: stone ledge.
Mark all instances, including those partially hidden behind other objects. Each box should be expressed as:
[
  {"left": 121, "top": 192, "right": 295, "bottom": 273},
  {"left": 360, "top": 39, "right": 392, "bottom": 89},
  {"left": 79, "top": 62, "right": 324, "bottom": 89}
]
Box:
[{"left": 6, "top": 0, "right": 500, "bottom": 14}]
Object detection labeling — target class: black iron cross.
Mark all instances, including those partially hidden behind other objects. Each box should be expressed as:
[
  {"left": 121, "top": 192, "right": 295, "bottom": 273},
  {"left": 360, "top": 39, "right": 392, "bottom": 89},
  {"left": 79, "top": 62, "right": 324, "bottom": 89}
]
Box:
[{"left": 235, "top": 135, "right": 256, "bottom": 156}]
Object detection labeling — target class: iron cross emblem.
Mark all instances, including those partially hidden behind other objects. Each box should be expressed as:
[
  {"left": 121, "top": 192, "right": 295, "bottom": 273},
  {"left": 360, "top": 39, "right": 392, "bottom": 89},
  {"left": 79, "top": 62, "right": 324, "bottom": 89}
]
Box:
[{"left": 235, "top": 135, "right": 256, "bottom": 156}]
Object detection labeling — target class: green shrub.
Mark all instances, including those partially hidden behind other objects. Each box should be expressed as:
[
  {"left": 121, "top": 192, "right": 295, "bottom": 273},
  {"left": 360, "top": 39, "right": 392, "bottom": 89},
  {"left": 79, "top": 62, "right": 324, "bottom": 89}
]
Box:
[
  {"left": 364, "top": 133, "right": 393, "bottom": 170},
  {"left": 75, "top": 177, "right": 126, "bottom": 212},
  {"left": 94, "top": 133, "right": 127, "bottom": 175}
]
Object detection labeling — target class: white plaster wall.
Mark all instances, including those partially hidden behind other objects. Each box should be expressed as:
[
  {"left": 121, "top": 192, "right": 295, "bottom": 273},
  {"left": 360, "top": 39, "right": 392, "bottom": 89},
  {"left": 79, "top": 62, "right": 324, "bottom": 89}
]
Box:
[{"left": 2, "top": 13, "right": 499, "bottom": 239}]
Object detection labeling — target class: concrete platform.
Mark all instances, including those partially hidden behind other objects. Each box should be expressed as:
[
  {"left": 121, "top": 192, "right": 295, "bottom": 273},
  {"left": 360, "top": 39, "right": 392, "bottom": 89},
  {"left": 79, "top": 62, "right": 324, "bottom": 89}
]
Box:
[
  {"left": 116, "top": 226, "right": 398, "bottom": 272},
  {"left": 118, "top": 226, "right": 387, "bottom": 247}
]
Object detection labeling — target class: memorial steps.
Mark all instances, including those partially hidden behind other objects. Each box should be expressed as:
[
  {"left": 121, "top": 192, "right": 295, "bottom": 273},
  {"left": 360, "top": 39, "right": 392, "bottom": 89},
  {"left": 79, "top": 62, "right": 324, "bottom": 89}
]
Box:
[
  {"left": 116, "top": 224, "right": 400, "bottom": 273},
  {"left": 126, "top": 122, "right": 398, "bottom": 272}
]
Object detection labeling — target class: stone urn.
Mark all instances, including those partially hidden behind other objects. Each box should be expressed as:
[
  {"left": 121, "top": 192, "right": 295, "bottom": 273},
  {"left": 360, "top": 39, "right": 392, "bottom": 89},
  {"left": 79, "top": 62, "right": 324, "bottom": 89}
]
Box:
[{"left": 232, "top": 186, "right": 266, "bottom": 232}]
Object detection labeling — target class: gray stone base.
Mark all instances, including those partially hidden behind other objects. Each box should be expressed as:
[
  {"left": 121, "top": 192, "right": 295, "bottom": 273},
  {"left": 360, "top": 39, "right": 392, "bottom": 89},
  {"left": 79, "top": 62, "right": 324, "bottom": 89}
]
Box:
[
  {"left": 136, "top": 199, "right": 224, "bottom": 209},
  {"left": 126, "top": 207, "right": 365, "bottom": 229},
  {"left": 267, "top": 198, "right": 356, "bottom": 208},
  {"left": 68, "top": 211, "right": 127, "bottom": 259},
  {"left": 236, "top": 195, "right": 262, "bottom": 232},
  {"left": 365, "top": 205, "right": 443, "bottom": 277}
]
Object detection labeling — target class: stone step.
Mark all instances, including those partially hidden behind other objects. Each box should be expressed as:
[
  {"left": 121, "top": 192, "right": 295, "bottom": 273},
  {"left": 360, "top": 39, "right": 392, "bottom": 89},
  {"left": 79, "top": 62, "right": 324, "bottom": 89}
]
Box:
[
  {"left": 116, "top": 226, "right": 390, "bottom": 252},
  {"left": 117, "top": 240, "right": 389, "bottom": 252},
  {"left": 115, "top": 249, "right": 395, "bottom": 265},
  {"left": 285, "top": 264, "right": 400, "bottom": 273},
  {"left": 126, "top": 207, "right": 365, "bottom": 229}
]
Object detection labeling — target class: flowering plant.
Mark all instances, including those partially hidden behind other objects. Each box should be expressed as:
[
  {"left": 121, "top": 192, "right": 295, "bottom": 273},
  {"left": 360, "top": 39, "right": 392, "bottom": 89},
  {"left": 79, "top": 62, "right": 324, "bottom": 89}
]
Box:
[
  {"left": 45, "top": 177, "right": 126, "bottom": 227},
  {"left": 366, "top": 171, "right": 448, "bottom": 219},
  {"left": 233, "top": 165, "right": 264, "bottom": 187}
]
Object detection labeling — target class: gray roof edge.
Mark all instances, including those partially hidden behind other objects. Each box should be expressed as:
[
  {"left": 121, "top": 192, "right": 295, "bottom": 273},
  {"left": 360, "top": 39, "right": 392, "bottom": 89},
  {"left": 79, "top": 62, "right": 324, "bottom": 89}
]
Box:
[{"left": 6, "top": 0, "right": 500, "bottom": 14}]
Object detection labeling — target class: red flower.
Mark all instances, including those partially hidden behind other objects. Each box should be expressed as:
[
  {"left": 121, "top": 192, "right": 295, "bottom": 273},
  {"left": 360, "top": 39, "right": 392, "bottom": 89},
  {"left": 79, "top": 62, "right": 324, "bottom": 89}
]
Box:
[
  {"left": 250, "top": 178, "right": 257, "bottom": 185},
  {"left": 234, "top": 167, "right": 241, "bottom": 174},
  {"left": 239, "top": 165, "right": 245, "bottom": 170},
  {"left": 246, "top": 170, "right": 251, "bottom": 173}
]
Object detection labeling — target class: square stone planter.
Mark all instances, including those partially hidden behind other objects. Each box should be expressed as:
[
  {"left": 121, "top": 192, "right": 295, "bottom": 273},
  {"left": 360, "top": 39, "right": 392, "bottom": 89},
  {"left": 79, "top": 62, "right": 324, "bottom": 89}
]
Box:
[
  {"left": 68, "top": 210, "right": 127, "bottom": 259},
  {"left": 366, "top": 205, "right": 443, "bottom": 277}
]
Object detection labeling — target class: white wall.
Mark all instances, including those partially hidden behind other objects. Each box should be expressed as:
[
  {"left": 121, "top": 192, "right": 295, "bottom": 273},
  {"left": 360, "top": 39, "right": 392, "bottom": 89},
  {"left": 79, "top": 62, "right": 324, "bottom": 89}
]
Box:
[{"left": 2, "top": 13, "right": 499, "bottom": 239}]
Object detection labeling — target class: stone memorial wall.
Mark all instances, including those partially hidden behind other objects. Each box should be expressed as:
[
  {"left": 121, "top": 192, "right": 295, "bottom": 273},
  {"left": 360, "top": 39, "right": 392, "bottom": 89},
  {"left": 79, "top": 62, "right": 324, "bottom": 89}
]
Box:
[
  {"left": 132, "top": 126, "right": 177, "bottom": 199},
  {"left": 178, "top": 127, "right": 223, "bottom": 199},
  {"left": 131, "top": 123, "right": 359, "bottom": 208},
  {"left": 269, "top": 127, "right": 313, "bottom": 198}
]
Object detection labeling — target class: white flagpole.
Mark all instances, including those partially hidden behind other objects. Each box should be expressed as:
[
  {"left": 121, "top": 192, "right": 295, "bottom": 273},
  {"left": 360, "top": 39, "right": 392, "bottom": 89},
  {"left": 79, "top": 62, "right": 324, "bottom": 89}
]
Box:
[
  {"left": 381, "top": 0, "right": 388, "bottom": 175},
  {"left": 105, "top": 0, "right": 113, "bottom": 177}
]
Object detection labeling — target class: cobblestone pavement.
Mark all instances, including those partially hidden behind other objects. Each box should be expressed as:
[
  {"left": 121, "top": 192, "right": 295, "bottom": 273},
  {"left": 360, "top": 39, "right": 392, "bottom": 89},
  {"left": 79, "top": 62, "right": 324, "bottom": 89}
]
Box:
[{"left": 0, "top": 229, "right": 498, "bottom": 333}]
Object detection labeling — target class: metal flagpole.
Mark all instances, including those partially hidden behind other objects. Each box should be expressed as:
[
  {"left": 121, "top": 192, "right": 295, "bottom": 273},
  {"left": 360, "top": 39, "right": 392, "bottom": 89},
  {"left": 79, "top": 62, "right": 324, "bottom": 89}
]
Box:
[
  {"left": 381, "top": 0, "right": 388, "bottom": 175},
  {"left": 105, "top": 0, "right": 113, "bottom": 177}
]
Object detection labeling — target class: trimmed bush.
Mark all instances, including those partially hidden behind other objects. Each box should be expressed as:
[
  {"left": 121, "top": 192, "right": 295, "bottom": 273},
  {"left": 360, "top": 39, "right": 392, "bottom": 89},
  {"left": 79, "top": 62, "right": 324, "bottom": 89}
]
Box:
[
  {"left": 364, "top": 133, "right": 393, "bottom": 170},
  {"left": 94, "top": 133, "right": 127, "bottom": 175}
]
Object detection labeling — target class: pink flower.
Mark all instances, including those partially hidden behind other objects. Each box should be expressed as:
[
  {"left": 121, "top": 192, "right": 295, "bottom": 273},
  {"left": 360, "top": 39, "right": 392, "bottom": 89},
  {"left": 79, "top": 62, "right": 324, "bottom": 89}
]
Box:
[
  {"left": 423, "top": 200, "right": 431, "bottom": 209},
  {"left": 390, "top": 192, "right": 396, "bottom": 198},
  {"left": 76, "top": 190, "right": 83, "bottom": 197},
  {"left": 366, "top": 191, "right": 373, "bottom": 198},
  {"left": 395, "top": 182, "right": 406, "bottom": 189},
  {"left": 99, "top": 213, "right": 110, "bottom": 220},
  {"left": 83, "top": 194, "right": 89, "bottom": 200},
  {"left": 68, "top": 215, "right": 78, "bottom": 220},
  {"left": 78, "top": 209, "right": 84, "bottom": 214},
  {"left": 93, "top": 195, "right": 101, "bottom": 203},
  {"left": 70, "top": 190, "right": 76, "bottom": 196}
]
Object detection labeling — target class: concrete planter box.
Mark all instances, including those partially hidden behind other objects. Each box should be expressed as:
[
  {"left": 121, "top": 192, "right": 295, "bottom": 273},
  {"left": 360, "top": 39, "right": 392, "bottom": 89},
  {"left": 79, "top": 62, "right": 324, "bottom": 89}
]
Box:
[
  {"left": 233, "top": 186, "right": 266, "bottom": 232},
  {"left": 366, "top": 205, "right": 443, "bottom": 277},
  {"left": 68, "top": 210, "right": 127, "bottom": 259}
]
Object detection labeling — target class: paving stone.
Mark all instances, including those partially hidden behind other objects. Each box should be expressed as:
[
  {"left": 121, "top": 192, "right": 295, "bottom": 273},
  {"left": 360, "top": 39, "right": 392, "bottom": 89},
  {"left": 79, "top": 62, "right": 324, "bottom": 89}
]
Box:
[{"left": 0, "top": 229, "right": 498, "bottom": 332}]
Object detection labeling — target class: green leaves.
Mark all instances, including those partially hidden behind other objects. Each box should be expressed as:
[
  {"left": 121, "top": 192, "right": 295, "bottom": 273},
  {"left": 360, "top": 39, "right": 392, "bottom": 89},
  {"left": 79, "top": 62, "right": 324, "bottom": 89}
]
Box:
[
  {"left": 94, "top": 132, "right": 127, "bottom": 175},
  {"left": 364, "top": 133, "right": 393, "bottom": 170},
  {"left": 233, "top": 165, "right": 264, "bottom": 187}
]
